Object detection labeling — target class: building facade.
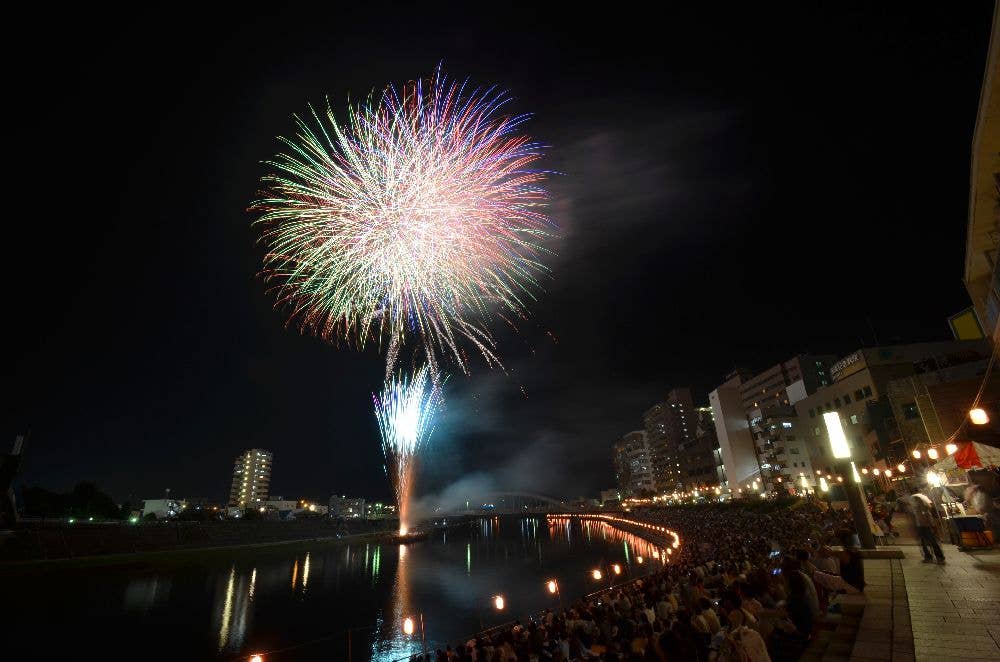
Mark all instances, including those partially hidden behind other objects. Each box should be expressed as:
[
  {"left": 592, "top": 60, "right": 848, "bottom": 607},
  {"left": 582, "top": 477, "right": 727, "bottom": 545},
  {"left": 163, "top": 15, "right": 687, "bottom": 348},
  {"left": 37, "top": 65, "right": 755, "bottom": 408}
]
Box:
[
  {"left": 710, "top": 372, "right": 757, "bottom": 492},
  {"left": 329, "top": 495, "right": 366, "bottom": 519},
  {"left": 643, "top": 388, "right": 696, "bottom": 492},
  {"left": 963, "top": 4, "right": 1000, "bottom": 341},
  {"left": 599, "top": 488, "right": 621, "bottom": 504},
  {"left": 613, "top": 430, "right": 655, "bottom": 497},
  {"left": 793, "top": 341, "right": 993, "bottom": 475},
  {"left": 712, "top": 355, "right": 835, "bottom": 494},
  {"left": 228, "top": 448, "right": 272, "bottom": 508},
  {"left": 141, "top": 498, "right": 184, "bottom": 519},
  {"left": 680, "top": 406, "right": 721, "bottom": 490}
]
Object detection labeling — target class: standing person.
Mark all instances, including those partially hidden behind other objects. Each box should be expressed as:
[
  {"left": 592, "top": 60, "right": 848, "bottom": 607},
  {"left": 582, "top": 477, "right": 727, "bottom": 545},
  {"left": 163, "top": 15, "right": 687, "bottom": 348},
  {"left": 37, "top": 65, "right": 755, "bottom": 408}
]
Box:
[{"left": 900, "top": 494, "right": 945, "bottom": 564}]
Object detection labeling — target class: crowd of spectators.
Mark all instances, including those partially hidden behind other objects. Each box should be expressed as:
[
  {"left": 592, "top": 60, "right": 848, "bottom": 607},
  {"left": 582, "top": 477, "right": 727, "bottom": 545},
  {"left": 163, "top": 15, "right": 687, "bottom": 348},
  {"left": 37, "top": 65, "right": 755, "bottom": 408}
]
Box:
[{"left": 415, "top": 498, "right": 865, "bottom": 662}]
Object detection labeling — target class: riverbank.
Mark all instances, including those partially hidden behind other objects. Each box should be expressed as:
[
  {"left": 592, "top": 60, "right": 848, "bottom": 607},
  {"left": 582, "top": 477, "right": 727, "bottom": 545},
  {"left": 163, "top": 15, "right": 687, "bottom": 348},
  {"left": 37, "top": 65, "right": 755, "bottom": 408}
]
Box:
[{"left": 0, "top": 519, "right": 470, "bottom": 575}]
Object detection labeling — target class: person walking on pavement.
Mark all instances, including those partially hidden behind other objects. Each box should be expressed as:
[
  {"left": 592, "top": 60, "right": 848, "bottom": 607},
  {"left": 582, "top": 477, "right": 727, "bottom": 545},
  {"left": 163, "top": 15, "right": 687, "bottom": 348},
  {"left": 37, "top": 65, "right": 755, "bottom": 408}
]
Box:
[{"left": 899, "top": 493, "right": 945, "bottom": 564}]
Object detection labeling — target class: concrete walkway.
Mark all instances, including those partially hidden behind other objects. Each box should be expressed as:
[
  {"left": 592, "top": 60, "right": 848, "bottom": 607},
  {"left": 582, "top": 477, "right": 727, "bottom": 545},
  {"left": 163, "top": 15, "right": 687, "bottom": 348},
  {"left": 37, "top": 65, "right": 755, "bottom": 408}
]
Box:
[
  {"left": 845, "top": 543, "right": 1000, "bottom": 662},
  {"left": 901, "top": 544, "right": 1000, "bottom": 662}
]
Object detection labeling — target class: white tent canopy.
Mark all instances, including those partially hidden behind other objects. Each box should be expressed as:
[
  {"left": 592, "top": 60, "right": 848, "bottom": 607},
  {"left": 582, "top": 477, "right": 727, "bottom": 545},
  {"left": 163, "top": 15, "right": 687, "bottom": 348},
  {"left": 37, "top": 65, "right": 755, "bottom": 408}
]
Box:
[{"left": 929, "top": 441, "right": 1000, "bottom": 472}]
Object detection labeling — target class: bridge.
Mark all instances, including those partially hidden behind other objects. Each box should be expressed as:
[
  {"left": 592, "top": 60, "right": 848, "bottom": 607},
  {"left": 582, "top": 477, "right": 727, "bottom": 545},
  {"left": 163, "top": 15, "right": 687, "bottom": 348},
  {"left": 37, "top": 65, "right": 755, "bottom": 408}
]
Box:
[{"left": 441, "top": 491, "right": 575, "bottom": 515}]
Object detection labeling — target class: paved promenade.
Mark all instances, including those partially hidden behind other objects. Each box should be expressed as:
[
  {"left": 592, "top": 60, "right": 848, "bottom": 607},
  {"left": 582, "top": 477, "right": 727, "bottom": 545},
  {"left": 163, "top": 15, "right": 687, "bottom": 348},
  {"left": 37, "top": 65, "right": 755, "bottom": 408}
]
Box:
[{"left": 847, "top": 543, "right": 1000, "bottom": 662}]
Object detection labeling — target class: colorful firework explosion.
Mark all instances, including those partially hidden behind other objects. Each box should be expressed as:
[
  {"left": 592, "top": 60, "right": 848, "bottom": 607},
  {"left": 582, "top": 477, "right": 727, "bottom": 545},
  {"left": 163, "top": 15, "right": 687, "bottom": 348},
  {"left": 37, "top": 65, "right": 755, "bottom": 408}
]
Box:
[{"left": 253, "top": 67, "right": 554, "bottom": 374}]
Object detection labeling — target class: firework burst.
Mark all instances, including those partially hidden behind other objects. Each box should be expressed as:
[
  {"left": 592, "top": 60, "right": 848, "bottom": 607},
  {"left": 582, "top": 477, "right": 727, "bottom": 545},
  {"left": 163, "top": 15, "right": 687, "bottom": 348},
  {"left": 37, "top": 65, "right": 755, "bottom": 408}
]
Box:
[
  {"left": 253, "top": 67, "right": 554, "bottom": 374},
  {"left": 373, "top": 365, "right": 444, "bottom": 535}
]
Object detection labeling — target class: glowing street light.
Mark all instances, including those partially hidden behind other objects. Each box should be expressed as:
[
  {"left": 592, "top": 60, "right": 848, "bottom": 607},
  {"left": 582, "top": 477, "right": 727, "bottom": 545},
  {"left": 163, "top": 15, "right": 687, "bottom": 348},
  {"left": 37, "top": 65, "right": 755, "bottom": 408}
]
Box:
[
  {"left": 945, "top": 443, "right": 958, "bottom": 455},
  {"left": 912, "top": 449, "right": 921, "bottom": 459},
  {"left": 591, "top": 569, "right": 603, "bottom": 580},
  {"left": 897, "top": 463, "right": 906, "bottom": 473},
  {"left": 547, "top": 580, "right": 558, "bottom": 594},
  {"left": 249, "top": 655, "right": 263, "bottom": 662},
  {"left": 493, "top": 595, "right": 505, "bottom": 611},
  {"left": 970, "top": 408, "right": 989, "bottom": 425},
  {"left": 402, "top": 618, "right": 414, "bottom": 635},
  {"left": 612, "top": 563, "right": 622, "bottom": 575},
  {"left": 824, "top": 409, "right": 875, "bottom": 549},
  {"left": 927, "top": 448, "right": 939, "bottom": 460}
]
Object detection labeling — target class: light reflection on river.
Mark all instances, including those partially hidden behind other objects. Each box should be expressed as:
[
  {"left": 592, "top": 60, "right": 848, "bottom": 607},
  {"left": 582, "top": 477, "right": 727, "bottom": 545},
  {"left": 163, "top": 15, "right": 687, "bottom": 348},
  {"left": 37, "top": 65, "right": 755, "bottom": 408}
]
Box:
[{"left": 4, "top": 517, "right": 664, "bottom": 661}]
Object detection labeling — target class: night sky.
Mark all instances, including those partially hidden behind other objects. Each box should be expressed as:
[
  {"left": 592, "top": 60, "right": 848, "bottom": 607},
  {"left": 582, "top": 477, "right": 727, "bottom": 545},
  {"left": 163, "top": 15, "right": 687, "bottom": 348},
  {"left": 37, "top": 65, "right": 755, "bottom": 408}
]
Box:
[{"left": 7, "top": 5, "right": 995, "bottom": 503}]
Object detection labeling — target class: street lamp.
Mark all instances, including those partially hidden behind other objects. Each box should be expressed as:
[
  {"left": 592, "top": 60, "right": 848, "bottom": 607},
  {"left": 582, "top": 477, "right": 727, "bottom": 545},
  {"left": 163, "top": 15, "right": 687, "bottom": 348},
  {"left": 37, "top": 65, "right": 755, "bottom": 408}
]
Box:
[
  {"left": 493, "top": 595, "right": 505, "bottom": 611},
  {"left": 591, "top": 569, "right": 603, "bottom": 580},
  {"left": 970, "top": 408, "right": 989, "bottom": 425},
  {"left": 823, "top": 412, "right": 876, "bottom": 549}
]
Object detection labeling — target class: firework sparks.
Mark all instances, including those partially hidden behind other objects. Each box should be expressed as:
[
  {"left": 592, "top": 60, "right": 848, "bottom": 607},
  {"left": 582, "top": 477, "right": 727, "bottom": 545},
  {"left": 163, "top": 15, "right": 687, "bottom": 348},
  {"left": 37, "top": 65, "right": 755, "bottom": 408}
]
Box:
[
  {"left": 373, "top": 365, "right": 444, "bottom": 535},
  {"left": 253, "top": 67, "right": 554, "bottom": 373}
]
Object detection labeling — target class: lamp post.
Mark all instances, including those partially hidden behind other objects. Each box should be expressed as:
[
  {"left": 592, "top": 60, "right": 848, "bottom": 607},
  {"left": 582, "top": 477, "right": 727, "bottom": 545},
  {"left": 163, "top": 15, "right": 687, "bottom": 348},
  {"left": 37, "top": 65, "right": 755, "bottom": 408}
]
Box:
[{"left": 823, "top": 412, "right": 876, "bottom": 549}]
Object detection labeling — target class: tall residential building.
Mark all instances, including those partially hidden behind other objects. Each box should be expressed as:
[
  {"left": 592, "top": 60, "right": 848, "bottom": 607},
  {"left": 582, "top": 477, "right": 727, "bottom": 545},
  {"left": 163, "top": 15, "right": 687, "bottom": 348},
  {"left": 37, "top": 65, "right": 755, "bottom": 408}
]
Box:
[
  {"left": 740, "top": 354, "right": 836, "bottom": 417},
  {"left": 710, "top": 372, "right": 756, "bottom": 491},
  {"left": 613, "top": 431, "right": 655, "bottom": 497},
  {"left": 681, "top": 406, "right": 721, "bottom": 490},
  {"left": 228, "top": 449, "right": 272, "bottom": 507},
  {"left": 711, "top": 355, "right": 835, "bottom": 494},
  {"left": 643, "top": 388, "right": 695, "bottom": 492},
  {"left": 963, "top": 4, "right": 1000, "bottom": 341}
]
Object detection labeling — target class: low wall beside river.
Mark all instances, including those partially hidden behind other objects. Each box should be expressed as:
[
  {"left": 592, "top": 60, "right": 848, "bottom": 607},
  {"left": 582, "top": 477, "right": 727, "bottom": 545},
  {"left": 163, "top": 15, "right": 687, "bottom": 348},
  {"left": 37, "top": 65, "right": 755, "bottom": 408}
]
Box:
[{"left": 0, "top": 517, "right": 399, "bottom": 562}]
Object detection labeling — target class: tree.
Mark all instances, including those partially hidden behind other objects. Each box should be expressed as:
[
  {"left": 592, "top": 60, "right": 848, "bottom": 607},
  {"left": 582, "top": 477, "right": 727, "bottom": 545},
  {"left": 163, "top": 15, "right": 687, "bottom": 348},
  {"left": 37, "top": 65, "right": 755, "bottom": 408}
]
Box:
[{"left": 22, "top": 482, "right": 122, "bottom": 520}]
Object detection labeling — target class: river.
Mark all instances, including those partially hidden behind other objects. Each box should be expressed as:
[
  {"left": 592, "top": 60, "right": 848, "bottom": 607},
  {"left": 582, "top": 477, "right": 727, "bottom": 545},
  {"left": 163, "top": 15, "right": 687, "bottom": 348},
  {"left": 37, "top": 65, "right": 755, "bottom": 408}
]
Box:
[{"left": 5, "top": 516, "right": 663, "bottom": 661}]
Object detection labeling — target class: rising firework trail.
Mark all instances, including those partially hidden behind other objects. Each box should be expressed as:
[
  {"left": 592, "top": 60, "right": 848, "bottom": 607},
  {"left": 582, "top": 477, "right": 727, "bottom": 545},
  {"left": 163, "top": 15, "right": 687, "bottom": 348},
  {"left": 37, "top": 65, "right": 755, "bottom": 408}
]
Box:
[
  {"left": 253, "top": 66, "right": 555, "bottom": 375},
  {"left": 373, "top": 365, "right": 444, "bottom": 535}
]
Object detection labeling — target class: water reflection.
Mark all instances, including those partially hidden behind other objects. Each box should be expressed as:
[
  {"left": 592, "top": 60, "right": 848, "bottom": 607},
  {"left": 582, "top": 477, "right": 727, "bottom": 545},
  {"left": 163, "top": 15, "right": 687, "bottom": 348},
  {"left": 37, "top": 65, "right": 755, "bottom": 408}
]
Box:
[
  {"left": 372, "top": 544, "right": 420, "bottom": 661},
  {"left": 122, "top": 576, "right": 171, "bottom": 613},
  {"left": 13, "top": 516, "right": 664, "bottom": 661},
  {"left": 213, "top": 565, "right": 257, "bottom": 652},
  {"left": 547, "top": 517, "right": 669, "bottom": 572}
]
